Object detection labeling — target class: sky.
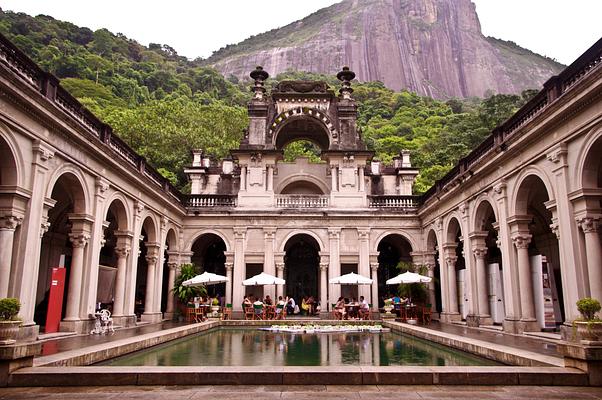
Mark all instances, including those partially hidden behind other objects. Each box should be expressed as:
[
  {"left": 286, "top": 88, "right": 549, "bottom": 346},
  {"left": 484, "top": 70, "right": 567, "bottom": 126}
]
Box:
[{"left": 1, "top": 0, "right": 601, "bottom": 65}]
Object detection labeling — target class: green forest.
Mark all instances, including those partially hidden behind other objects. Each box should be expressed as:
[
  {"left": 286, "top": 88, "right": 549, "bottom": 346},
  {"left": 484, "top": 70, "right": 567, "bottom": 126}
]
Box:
[{"left": 0, "top": 9, "right": 537, "bottom": 193}]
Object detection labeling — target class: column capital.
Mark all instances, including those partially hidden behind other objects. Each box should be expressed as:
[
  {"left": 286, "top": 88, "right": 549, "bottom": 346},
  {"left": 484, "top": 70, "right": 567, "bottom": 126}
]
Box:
[
  {"left": 357, "top": 228, "right": 370, "bottom": 240},
  {"left": 40, "top": 220, "right": 50, "bottom": 237},
  {"left": 115, "top": 246, "right": 131, "bottom": 259},
  {"left": 276, "top": 262, "right": 285, "bottom": 272},
  {"left": 233, "top": 227, "right": 247, "bottom": 239},
  {"left": 0, "top": 215, "right": 22, "bottom": 230},
  {"left": 167, "top": 261, "right": 178, "bottom": 271},
  {"left": 319, "top": 262, "right": 328, "bottom": 272},
  {"left": 145, "top": 254, "right": 159, "bottom": 265},
  {"left": 511, "top": 233, "right": 532, "bottom": 249},
  {"left": 69, "top": 233, "right": 90, "bottom": 248},
  {"left": 95, "top": 177, "right": 110, "bottom": 196},
  {"left": 328, "top": 228, "right": 341, "bottom": 239},
  {"left": 444, "top": 255, "right": 458, "bottom": 267},
  {"left": 577, "top": 217, "right": 599, "bottom": 234},
  {"left": 225, "top": 262, "right": 234, "bottom": 272},
  {"left": 263, "top": 227, "right": 276, "bottom": 239},
  {"left": 472, "top": 246, "right": 488, "bottom": 259},
  {"left": 370, "top": 262, "right": 379, "bottom": 272}
]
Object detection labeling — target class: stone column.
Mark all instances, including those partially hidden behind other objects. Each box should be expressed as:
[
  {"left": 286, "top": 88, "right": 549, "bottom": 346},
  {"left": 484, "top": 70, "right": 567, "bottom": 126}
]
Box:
[
  {"left": 578, "top": 217, "right": 602, "bottom": 301},
  {"left": 357, "top": 228, "right": 370, "bottom": 300},
  {"left": 232, "top": 227, "right": 246, "bottom": 313},
  {"left": 165, "top": 261, "right": 178, "bottom": 317},
  {"left": 512, "top": 233, "right": 536, "bottom": 322},
  {"left": 358, "top": 165, "right": 365, "bottom": 192},
  {"left": 125, "top": 201, "right": 145, "bottom": 319},
  {"left": 445, "top": 255, "right": 459, "bottom": 315},
  {"left": 370, "top": 262, "right": 379, "bottom": 310},
  {"left": 328, "top": 228, "right": 341, "bottom": 307},
  {"left": 0, "top": 215, "right": 22, "bottom": 298},
  {"left": 225, "top": 262, "right": 234, "bottom": 305},
  {"left": 473, "top": 245, "right": 490, "bottom": 322},
  {"left": 319, "top": 262, "right": 328, "bottom": 317},
  {"left": 275, "top": 262, "right": 285, "bottom": 300},
  {"left": 64, "top": 232, "right": 90, "bottom": 322},
  {"left": 330, "top": 165, "right": 338, "bottom": 192},
  {"left": 240, "top": 165, "right": 247, "bottom": 192},
  {"left": 263, "top": 227, "right": 276, "bottom": 300},
  {"left": 113, "top": 231, "right": 133, "bottom": 317},
  {"left": 266, "top": 164, "right": 274, "bottom": 192},
  {"left": 142, "top": 243, "right": 160, "bottom": 322}
]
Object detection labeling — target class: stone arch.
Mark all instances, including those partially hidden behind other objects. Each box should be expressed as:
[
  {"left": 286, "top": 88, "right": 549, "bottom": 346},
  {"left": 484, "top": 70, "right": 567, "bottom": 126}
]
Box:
[
  {"left": 282, "top": 233, "right": 322, "bottom": 303},
  {"left": 186, "top": 229, "right": 231, "bottom": 253},
  {"left": 103, "top": 193, "right": 131, "bottom": 232},
  {"left": 141, "top": 214, "right": 158, "bottom": 243},
  {"left": 165, "top": 228, "right": 178, "bottom": 250},
  {"left": 444, "top": 214, "right": 463, "bottom": 244},
  {"left": 472, "top": 196, "right": 498, "bottom": 232},
  {"left": 575, "top": 124, "right": 602, "bottom": 189},
  {"left": 275, "top": 173, "right": 329, "bottom": 195},
  {"left": 510, "top": 166, "right": 556, "bottom": 217},
  {"left": 46, "top": 164, "right": 90, "bottom": 214},
  {"left": 271, "top": 108, "right": 337, "bottom": 151},
  {"left": 279, "top": 229, "right": 325, "bottom": 252},
  {"left": 426, "top": 228, "right": 438, "bottom": 252},
  {"left": 0, "top": 123, "right": 23, "bottom": 187},
  {"left": 372, "top": 230, "right": 417, "bottom": 253}
]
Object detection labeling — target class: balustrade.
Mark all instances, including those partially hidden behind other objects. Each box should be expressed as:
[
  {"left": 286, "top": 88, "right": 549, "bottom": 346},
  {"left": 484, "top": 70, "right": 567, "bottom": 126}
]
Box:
[{"left": 275, "top": 195, "right": 329, "bottom": 208}]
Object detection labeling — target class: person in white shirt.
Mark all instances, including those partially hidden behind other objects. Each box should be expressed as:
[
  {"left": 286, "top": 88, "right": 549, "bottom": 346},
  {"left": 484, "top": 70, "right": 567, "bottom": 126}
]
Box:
[
  {"left": 359, "top": 295, "right": 370, "bottom": 320},
  {"left": 287, "top": 297, "right": 296, "bottom": 315}
]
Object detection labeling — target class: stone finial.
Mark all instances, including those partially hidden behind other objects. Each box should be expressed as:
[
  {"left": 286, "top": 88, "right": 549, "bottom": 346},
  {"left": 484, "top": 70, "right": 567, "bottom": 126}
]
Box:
[
  {"left": 250, "top": 66, "right": 269, "bottom": 100},
  {"left": 337, "top": 66, "right": 355, "bottom": 99}
]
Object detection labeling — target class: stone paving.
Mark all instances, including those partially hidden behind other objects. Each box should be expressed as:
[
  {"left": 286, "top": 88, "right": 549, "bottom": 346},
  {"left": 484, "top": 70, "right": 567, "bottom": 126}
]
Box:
[{"left": 0, "top": 385, "right": 601, "bottom": 399}]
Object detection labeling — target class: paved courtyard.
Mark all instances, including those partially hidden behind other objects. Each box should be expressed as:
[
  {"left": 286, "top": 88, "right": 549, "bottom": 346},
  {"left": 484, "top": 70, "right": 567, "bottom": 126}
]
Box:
[{"left": 1, "top": 385, "right": 601, "bottom": 400}]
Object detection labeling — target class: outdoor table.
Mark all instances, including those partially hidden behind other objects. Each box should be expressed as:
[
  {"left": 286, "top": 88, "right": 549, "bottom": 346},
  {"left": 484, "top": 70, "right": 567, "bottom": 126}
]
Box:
[{"left": 345, "top": 303, "right": 359, "bottom": 319}]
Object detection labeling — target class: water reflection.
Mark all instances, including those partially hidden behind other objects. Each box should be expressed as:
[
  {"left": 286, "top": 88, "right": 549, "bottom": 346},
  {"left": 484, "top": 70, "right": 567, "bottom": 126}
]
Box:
[{"left": 101, "top": 328, "right": 498, "bottom": 367}]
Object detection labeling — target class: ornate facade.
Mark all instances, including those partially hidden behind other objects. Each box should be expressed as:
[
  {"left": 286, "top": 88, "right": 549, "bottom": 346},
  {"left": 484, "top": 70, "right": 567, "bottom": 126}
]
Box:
[{"left": 0, "top": 33, "right": 601, "bottom": 339}]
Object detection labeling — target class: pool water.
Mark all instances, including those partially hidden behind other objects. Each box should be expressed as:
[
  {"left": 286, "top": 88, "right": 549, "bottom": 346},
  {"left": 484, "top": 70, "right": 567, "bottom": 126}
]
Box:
[{"left": 100, "top": 328, "right": 500, "bottom": 367}]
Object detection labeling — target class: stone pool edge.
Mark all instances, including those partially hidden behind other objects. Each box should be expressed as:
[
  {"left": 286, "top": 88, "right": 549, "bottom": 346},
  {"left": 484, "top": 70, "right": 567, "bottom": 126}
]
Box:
[{"left": 11, "top": 319, "right": 588, "bottom": 387}]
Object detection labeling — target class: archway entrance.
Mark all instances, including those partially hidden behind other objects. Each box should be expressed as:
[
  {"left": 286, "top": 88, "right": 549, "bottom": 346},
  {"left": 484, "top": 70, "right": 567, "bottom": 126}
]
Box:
[
  {"left": 377, "top": 234, "right": 412, "bottom": 307},
  {"left": 35, "top": 173, "right": 86, "bottom": 332},
  {"left": 191, "top": 233, "right": 226, "bottom": 298},
  {"left": 515, "top": 175, "right": 565, "bottom": 329},
  {"left": 284, "top": 234, "right": 320, "bottom": 303}
]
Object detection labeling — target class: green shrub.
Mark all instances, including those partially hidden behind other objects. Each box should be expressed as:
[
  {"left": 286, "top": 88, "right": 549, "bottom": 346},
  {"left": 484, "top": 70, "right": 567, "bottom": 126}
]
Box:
[
  {"left": 172, "top": 264, "right": 207, "bottom": 304},
  {"left": 576, "top": 297, "right": 601, "bottom": 321},
  {"left": 0, "top": 298, "right": 20, "bottom": 321}
]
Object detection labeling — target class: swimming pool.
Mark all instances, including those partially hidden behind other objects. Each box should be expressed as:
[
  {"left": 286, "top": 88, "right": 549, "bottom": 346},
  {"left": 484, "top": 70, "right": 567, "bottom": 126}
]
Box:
[{"left": 99, "top": 327, "right": 500, "bottom": 367}]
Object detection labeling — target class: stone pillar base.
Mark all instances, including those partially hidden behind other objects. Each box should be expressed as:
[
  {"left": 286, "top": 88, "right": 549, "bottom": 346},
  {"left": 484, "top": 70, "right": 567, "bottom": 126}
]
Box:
[
  {"left": 439, "top": 312, "right": 461, "bottom": 324},
  {"left": 0, "top": 342, "right": 41, "bottom": 387},
  {"left": 59, "top": 319, "right": 86, "bottom": 334},
  {"left": 503, "top": 318, "right": 539, "bottom": 334},
  {"left": 15, "top": 324, "right": 39, "bottom": 342},
  {"left": 113, "top": 315, "right": 137, "bottom": 328},
  {"left": 141, "top": 312, "right": 163, "bottom": 324},
  {"left": 466, "top": 314, "right": 480, "bottom": 327},
  {"left": 477, "top": 315, "right": 494, "bottom": 326},
  {"left": 558, "top": 342, "right": 602, "bottom": 386}
]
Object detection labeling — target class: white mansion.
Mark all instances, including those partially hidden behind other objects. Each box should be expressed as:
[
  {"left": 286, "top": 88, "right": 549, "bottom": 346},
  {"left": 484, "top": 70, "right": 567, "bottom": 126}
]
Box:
[{"left": 0, "top": 33, "right": 601, "bottom": 340}]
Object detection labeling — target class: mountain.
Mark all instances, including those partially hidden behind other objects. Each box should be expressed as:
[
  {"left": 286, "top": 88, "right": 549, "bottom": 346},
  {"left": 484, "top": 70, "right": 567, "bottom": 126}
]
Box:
[{"left": 207, "top": 0, "right": 564, "bottom": 99}]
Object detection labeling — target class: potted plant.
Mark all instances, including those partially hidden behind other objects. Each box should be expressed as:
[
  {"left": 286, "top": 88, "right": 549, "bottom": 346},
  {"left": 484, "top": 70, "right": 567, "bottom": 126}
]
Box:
[
  {"left": 382, "top": 298, "right": 395, "bottom": 319},
  {"left": 0, "top": 298, "right": 21, "bottom": 345},
  {"left": 172, "top": 264, "right": 207, "bottom": 317},
  {"left": 574, "top": 297, "right": 602, "bottom": 343},
  {"left": 211, "top": 297, "right": 220, "bottom": 313}
]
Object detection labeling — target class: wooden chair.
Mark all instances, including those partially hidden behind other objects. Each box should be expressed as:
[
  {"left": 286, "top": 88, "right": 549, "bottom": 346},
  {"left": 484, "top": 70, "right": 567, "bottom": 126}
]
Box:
[
  {"left": 274, "top": 304, "right": 286, "bottom": 320},
  {"left": 265, "top": 305, "right": 276, "bottom": 320},
  {"left": 186, "top": 305, "right": 195, "bottom": 322},
  {"left": 244, "top": 306, "right": 254, "bottom": 320},
  {"left": 359, "top": 304, "right": 372, "bottom": 320},
  {"left": 253, "top": 304, "right": 265, "bottom": 320},
  {"left": 221, "top": 303, "right": 232, "bottom": 320},
  {"left": 422, "top": 304, "right": 432, "bottom": 325},
  {"left": 194, "top": 306, "right": 205, "bottom": 322}
]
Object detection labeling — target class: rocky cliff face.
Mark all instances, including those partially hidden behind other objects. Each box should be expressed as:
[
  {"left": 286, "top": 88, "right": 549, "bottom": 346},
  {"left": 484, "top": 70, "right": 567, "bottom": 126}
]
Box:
[{"left": 208, "top": 0, "right": 563, "bottom": 98}]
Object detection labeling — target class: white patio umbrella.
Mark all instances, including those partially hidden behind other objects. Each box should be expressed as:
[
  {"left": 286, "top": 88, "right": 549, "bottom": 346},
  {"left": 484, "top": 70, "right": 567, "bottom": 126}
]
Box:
[
  {"left": 329, "top": 272, "right": 373, "bottom": 285},
  {"left": 183, "top": 271, "right": 229, "bottom": 287},
  {"left": 386, "top": 271, "right": 431, "bottom": 285},
  {"left": 243, "top": 272, "right": 285, "bottom": 286}
]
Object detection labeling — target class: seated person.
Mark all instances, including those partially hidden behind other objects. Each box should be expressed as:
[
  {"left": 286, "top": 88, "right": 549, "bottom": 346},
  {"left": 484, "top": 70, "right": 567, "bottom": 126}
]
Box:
[
  {"left": 253, "top": 298, "right": 264, "bottom": 316},
  {"left": 334, "top": 297, "right": 346, "bottom": 320},
  {"left": 275, "top": 296, "right": 286, "bottom": 315},
  {"left": 359, "top": 295, "right": 370, "bottom": 319},
  {"left": 264, "top": 295, "right": 273, "bottom": 306},
  {"left": 287, "top": 297, "right": 296, "bottom": 315},
  {"left": 307, "top": 296, "right": 316, "bottom": 315},
  {"left": 301, "top": 296, "right": 310, "bottom": 315},
  {"left": 243, "top": 295, "right": 252, "bottom": 309}
]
